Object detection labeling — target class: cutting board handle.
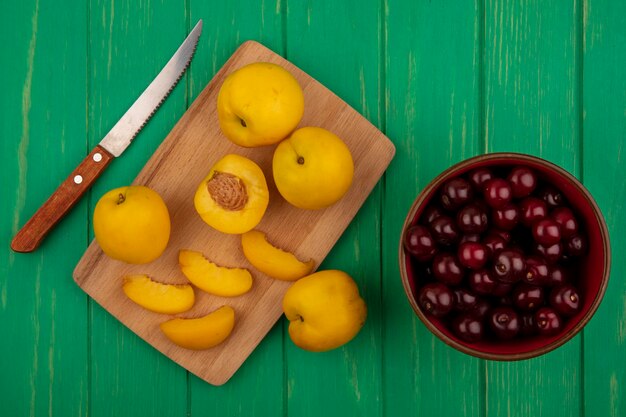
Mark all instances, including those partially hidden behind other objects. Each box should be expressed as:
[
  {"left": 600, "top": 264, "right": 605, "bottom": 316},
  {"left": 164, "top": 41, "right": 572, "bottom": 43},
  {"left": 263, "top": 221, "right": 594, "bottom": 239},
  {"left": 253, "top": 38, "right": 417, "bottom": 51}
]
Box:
[{"left": 11, "top": 145, "right": 113, "bottom": 253}]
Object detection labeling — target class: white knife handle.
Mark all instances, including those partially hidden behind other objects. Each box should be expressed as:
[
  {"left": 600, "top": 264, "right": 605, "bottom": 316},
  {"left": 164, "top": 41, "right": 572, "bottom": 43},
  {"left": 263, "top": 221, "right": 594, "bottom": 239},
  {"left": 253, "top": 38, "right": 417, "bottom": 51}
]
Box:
[{"left": 11, "top": 145, "right": 113, "bottom": 252}]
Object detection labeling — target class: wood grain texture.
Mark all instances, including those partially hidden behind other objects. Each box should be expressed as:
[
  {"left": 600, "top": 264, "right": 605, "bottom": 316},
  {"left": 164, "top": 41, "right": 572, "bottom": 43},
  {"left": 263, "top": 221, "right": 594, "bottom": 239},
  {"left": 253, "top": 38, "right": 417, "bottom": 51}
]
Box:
[
  {"left": 383, "top": 0, "right": 484, "bottom": 415},
  {"left": 483, "top": 1, "right": 582, "bottom": 416},
  {"left": 74, "top": 41, "right": 395, "bottom": 386},
  {"left": 582, "top": 1, "right": 626, "bottom": 416}
]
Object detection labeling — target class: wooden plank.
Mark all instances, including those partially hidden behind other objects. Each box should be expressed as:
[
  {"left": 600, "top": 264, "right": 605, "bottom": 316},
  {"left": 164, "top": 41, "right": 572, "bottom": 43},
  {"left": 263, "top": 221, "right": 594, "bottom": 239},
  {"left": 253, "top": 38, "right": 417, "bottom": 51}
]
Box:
[
  {"left": 582, "top": 1, "right": 626, "bottom": 415},
  {"left": 74, "top": 41, "right": 395, "bottom": 386},
  {"left": 383, "top": 0, "right": 483, "bottom": 415},
  {"left": 85, "top": 1, "right": 189, "bottom": 415},
  {"left": 283, "top": 1, "right": 384, "bottom": 416},
  {"left": 483, "top": 1, "right": 582, "bottom": 416},
  {"left": 187, "top": 0, "right": 286, "bottom": 413},
  {"left": 0, "top": 0, "right": 89, "bottom": 416}
]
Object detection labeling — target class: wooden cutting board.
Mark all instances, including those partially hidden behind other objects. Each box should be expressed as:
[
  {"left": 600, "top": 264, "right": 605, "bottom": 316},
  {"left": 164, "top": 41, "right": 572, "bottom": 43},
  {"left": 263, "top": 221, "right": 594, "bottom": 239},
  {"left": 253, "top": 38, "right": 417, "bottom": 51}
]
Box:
[{"left": 73, "top": 41, "right": 395, "bottom": 386}]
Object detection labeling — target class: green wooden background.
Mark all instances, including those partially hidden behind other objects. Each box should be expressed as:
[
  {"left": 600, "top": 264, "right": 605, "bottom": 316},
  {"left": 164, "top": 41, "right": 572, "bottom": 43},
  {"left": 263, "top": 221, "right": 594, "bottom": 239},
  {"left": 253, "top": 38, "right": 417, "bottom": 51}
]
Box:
[{"left": 1, "top": 0, "right": 625, "bottom": 416}]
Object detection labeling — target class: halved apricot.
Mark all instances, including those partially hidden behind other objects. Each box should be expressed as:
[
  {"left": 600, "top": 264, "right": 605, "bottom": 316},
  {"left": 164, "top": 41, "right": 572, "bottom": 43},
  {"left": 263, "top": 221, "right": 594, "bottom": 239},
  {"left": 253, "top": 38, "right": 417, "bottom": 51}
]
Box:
[
  {"left": 194, "top": 154, "right": 269, "bottom": 234},
  {"left": 179, "top": 250, "right": 253, "bottom": 297},
  {"left": 241, "top": 230, "right": 315, "bottom": 281},
  {"left": 122, "top": 274, "right": 195, "bottom": 314}
]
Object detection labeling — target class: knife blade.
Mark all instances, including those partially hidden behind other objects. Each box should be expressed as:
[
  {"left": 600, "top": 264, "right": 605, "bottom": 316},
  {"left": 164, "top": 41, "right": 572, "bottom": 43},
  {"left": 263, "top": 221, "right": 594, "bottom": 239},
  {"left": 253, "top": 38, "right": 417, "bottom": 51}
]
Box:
[{"left": 11, "top": 20, "right": 203, "bottom": 253}]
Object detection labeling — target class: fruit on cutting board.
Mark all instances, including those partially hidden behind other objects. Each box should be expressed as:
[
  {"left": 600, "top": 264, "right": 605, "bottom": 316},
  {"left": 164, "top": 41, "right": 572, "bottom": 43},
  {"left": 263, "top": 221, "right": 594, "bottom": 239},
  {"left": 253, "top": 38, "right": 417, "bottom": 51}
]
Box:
[
  {"left": 282, "top": 270, "right": 367, "bottom": 352},
  {"left": 93, "top": 185, "right": 170, "bottom": 264},
  {"left": 273, "top": 127, "right": 354, "bottom": 210},
  {"left": 160, "top": 306, "right": 235, "bottom": 350},
  {"left": 194, "top": 154, "right": 269, "bottom": 234},
  {"left": 241, "top": 230, "right": 315, "bottom": 281},
  {"left": 122, "top": 274, "right": 195, "bottom": 314},
  {"left": 178, "top": 249, "right": 253, "bottom": 297},
  {"left": 217, "top": 62, "right": 304, "bottom": 147}
]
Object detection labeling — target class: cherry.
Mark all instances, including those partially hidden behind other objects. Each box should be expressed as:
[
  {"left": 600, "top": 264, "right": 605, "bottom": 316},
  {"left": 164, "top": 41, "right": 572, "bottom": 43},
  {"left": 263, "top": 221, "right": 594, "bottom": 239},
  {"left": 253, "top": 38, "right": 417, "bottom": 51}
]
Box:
[
  {"left": 492, "top": 281, "right": 514, "bottom": 297},
  {"left": 492, "top": 204, "right": 520, "bottom": 230},
  {"left": 468, "top": 168, "right": 494, "bottom": 192},
  {"left": 565, "top": 234, "right": 588, "bottom": 257},
  {"left": 484, "top": 178, "right": 513, "bottom": 209},
  {"left": 460, "top": 233, "right": 481, "bottom": 244},
  {"left": 520, "top": 313, "right": 537, "bottom": 336},
  {"left": 404, "top": 225, "right": 437, "bottom": 262},
  {"left": 457, "top": 242, "right": 489, "bottom": 270},
  {"left": 535, "top": 307, "right": 562, "bottom": 336},
  {"left": 551, "top": 207, "right": 579, "bottom": 238},
  {"left": 550, "top": 285, "right": 581, "bottom": 316},
  {"left": 430, "top": 215, "right": 460, "bottom": 246},
  {"left": 548, "top": 265, "right": 570, "bottom": 286},
  {"left": 513, "top": 284, "right": 544, "bottom": 311},
  {"left": 533, "top": 242, "right": 563, "bottom": 264},
  {"left": 418, "top": 283, "right": 455, "bottom": 317},
  {"left": 469, "top": 269, "right": 498, "bottom": 295},
  {"left": 440, "top": 178, "right": 474, "bottom": 211},
  {"left": 532, "top": 219, "right": 562, "bottom": 246},
  {"left": 454, "top": 288, "right": 478, "bottom": 312},
  {"left": 432, "top": 253, "right": 465, "bottom": 285},
  {"left": 539, "top": 186, "right": 564, "bottom": 208},
  {"left": 489, "top": 228, "right": 512, "bottom": 243},
  {"left": 482, "top": 233, "right": 507, "bottom": 257},
  {"left": 523, "top": 255, "right": 550, "bottom": 286},
  {"left": 519, "top": 197, "right": 548, "bottom": 227},
  {"left": 452, "top": 314, "right": 484, "bottom": 342},
  {"left": 507, "top": 166, "right": 538, "bottom": 198},
  {"left": 493, "top": 249, "right": 526, "bottom": 283},
  {"left": 456, "top": 203, "right": 489, "bottom": 234},
  {"left": 422, "top": 205, "right": 445, "bottom": 226},
  {"left": 488, "top": 307, "right": 520, "bottom": 339},
  {"left": 470, "top": 298, "right": 491, "bottom": 319}
]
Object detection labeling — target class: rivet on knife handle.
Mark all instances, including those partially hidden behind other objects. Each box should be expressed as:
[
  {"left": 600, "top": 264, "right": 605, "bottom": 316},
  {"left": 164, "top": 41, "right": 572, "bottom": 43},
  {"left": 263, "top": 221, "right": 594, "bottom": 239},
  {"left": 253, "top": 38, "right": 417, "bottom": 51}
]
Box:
[{"left": 10, "top": 146, "right": 113, "bottom": 253}]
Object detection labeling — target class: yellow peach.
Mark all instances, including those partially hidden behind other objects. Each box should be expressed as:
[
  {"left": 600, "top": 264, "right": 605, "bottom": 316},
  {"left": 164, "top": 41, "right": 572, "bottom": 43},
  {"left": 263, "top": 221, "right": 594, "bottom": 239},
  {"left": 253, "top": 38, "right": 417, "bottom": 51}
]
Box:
[
  {"left": 241, "top": 230, "right": 315, "bottom": 281},
  {"left": 122, "top": 274, "right": 194, "bottom": 314},
  {"left": 160, "top": 306, "right": 235, "bottom": 350},
  {"left": 178, "top": 250, "right": 253, "bottom": 297},
  {"left": 194, "top": 154, "right": 269, "bottom": 234}
]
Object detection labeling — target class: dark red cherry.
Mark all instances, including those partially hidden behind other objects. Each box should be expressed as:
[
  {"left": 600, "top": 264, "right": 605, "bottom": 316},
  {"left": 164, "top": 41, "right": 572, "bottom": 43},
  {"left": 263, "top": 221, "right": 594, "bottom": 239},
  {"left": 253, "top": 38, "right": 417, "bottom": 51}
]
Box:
[
  {"left": 422, "top": 205, "right": 445, "bottom": 226},
  {"left": 460, "top": 233, "right": 481, "bottom": 244},
  {"left": 457, "top": 242, "right": 489, "bottom": 270},
  {"left": 430, "top": 215, "right": 460, "bottom": 246},
  {"left": 519, "top": 197, "right": 548, "bottom": 227},
  {"left": 532, "top": 219, "right": 562, "bottom": 246},
  {"left": 519, "top": 314, "right": 537, "bottom": 336},
  {"left": 539, "top": 186, "right": 564, "bottom": 208},
  {"left": 470, "top": 298, "right": 491, "bottom": 319},
  {"left": 456, "top": 203, "right": 489, "bottom": 234},
  {"left": 513, "top": 284, "right": 544, "bottom": 311},
  {"left": 488, "top": 307, "right": 520, "bottom": 339},
  {"left": 452, "top": 314, "right": 485, "bottom": 342},
  {"left": 535, "top": 307, "right": 562, "bottom": 336},
  {"left": 548, "top": 265, "right": 570, "bottom": 286},
  {"left": 453, "top": 288, "right": 478, "bottom": 312},
  {"left": 432, "top": 253, "right": 465, "bottom": 285},
  {"left": 489, "top": 228, "right": 512, "bottom": 242},
  {"left": 468, "top": 168, "right": 494, "bottom": 192},
  {"left": 565, "top": 234, "right": 588, "bottom": 257},
  {"left": 440, "top": 178, "right": 474, "bottom": 211},
  {"left": 482, "top": 233, "right": 507, "bottom": 257},
  {"left": 533, "top": 242, "right": 563, "bottom": 264},
  {"left": 551, "top": 207, "right": 579, "bottom": 238},
  {"left": 523, "top": 255, "right": 550, "bottom": 285},
  {"left": 507, "top": 166, "right": 538, "bottom": 198},
  {"left": 492, "top": 249, "right": 526, "bottom": 283},
  {"left": 484, "top": 178, "right": 513, "bottom": 209},
  {"left": 418, "top": 283, "right": 455, "bottom": 317},
  {"left": 492, "top": 281, "right": 514, "bottom": 297},
  {"left": 550, "top": 285, "right": 581, "bottom": 317},
  {"left": 492, "top": 204, "right": 520, "bottom": 230},
  {"left": 404, "top": 225, "right": 437, "bottom": 262},
  {"left": 468, "top": 269, "right": 498, "bottom": 295}
]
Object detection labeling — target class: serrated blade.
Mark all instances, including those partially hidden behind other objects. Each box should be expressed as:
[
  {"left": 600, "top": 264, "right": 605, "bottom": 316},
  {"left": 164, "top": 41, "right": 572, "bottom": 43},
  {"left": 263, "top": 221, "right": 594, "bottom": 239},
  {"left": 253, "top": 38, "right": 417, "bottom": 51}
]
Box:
[{"left": 99, "top": 20, "right": 203, "bottom": 157}]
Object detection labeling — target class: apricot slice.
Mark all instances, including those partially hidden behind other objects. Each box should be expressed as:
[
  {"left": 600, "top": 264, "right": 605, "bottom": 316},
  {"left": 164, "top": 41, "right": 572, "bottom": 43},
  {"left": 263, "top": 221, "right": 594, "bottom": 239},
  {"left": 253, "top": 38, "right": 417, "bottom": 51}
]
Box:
[
  {"left": 194, "top": 154, "right": 269, "bottom": 234},
  {"left": 122, "top": 274, "right": 195, "bottom": 314},
  {"left": 179, "top": 250, "right": 253, "bottom": 297},
  {"left": 241, "top": 230, "right": 315, "bottom": 281},
  {"left": 160, "top": 306, "right": 235, "bottom": 350}
]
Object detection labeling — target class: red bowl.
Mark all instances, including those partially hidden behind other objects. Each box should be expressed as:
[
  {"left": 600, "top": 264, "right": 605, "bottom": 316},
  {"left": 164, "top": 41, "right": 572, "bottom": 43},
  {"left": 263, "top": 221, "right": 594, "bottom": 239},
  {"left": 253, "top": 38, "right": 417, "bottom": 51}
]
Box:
[{"left": 398, "top": 153, "right": 610, "bottom": 360}]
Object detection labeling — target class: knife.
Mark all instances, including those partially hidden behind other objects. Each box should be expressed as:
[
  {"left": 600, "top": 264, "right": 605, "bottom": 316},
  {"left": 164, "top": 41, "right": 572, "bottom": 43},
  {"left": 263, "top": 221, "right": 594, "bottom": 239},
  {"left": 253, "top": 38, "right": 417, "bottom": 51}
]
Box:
[{"left": 10, "top": 20, "right": 203, "bottom": 253}]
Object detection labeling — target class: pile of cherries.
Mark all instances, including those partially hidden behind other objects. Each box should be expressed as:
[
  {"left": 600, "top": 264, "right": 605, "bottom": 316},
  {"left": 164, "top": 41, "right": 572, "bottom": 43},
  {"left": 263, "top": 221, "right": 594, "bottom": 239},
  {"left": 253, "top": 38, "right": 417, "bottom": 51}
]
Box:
[{"left": 404, "top": 165, "right": 587, "bottom": 343}]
